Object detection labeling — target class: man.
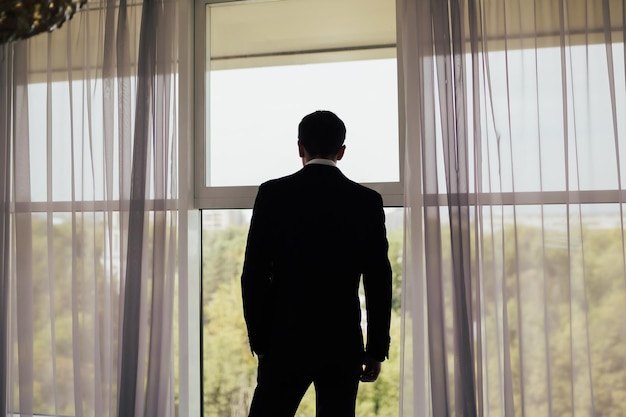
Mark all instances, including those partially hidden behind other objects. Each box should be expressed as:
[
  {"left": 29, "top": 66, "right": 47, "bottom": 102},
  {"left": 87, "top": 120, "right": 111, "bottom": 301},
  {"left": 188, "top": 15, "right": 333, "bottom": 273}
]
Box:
[{"left": 241, "top": 110, "right": 392, "bottom": 417}]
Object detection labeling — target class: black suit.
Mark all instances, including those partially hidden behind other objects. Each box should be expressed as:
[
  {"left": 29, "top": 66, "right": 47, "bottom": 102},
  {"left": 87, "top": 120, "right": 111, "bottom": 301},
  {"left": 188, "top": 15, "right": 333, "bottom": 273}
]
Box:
[{"left": 241, "top": 163, "right": 392, "bottom": 416}]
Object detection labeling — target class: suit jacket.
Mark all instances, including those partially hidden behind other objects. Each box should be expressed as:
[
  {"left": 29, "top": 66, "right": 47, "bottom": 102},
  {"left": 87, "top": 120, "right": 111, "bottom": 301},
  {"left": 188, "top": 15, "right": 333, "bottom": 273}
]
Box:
[{"left": 241, "top": 163, "right": 392, "bottom": 362}]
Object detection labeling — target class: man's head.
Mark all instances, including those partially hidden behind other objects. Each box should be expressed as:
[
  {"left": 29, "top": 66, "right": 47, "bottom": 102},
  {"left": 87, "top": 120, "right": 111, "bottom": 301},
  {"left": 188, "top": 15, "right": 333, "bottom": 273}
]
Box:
[{"left": 298, "top": 110, "right": 346, "bottom": 162}]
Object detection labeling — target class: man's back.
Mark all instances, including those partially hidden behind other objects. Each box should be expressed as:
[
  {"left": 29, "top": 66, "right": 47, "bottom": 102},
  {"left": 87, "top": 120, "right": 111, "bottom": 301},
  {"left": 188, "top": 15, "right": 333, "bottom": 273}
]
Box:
[
  {"left": 241, "top": 110, "right": 392, "bottom": 417},
  {"left": 242, "top": 163, "right": 391, "bottom": 358}
]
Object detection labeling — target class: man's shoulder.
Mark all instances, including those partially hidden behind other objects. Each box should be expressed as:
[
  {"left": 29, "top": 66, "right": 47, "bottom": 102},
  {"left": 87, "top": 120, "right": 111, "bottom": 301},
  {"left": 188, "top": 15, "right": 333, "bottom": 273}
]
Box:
[
  {"left": 258, "top": 168, "right": 382, "bottom": 203},
  {"left": 258, "top": 171, "right": 300, "bottom": 190},
  {"left": 340, "top": 176, "right": 384, "bottom": 203}
]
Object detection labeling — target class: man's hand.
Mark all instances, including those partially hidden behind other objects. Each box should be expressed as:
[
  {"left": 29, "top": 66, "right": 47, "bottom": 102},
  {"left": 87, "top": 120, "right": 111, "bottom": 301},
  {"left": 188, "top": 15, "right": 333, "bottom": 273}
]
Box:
[{"left": 360, "top": 353, "right": 382, "bottom": 382}]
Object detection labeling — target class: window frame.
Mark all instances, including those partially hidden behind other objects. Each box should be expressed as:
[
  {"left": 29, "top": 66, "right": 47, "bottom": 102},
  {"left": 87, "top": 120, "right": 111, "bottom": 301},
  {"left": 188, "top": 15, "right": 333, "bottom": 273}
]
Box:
[{"left": 193, "top": 0, "right": 405, "bottom": 209}]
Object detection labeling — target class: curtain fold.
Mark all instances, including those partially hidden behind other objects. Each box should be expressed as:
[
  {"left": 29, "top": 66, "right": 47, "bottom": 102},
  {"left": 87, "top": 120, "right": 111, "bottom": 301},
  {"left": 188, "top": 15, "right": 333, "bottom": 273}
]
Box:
[
  {"left": 398, "top": 0, "right": 428, "bottom": 415},
  {"left": 0, "top": 0, "right": 180, "bottom": 416},
  {"left": 0, "top": 43, "right": 13, "bottom": 417},
  {"left": 117, "top": 0, "right": 158, "bottom": 414},
  {"left": 400, "top": 0, "right": 626, "bottom": 416}
]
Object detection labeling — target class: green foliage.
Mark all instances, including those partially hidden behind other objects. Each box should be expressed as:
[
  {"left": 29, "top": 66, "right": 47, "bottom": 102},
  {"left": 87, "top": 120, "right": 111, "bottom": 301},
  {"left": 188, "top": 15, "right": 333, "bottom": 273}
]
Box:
[
  {"left": 202, "top": 223, "right": 256, "bottom": 417},
  {"left": 441, "top": 223, "right": 626, "bottom": 417},
  {"left": 23, "top": 214, "right": 111, "bottom": 416},
  {"left": 388, "top": 228, "right": 404, "bottom": 314},
  {"left": 203, "top": 278, "right": 257, "bottom": 416},
  {"left": 202, "top": 224, "right": 249, "bottom": 305},
  {"left": 356, "top": 311, "right": 402, "bottom": 417},
  {"left": 202, "top": 220, "right": 405, "bottom": 417},
  {"left": 20, "top": 210, "right": 626, "bottom": 417}
]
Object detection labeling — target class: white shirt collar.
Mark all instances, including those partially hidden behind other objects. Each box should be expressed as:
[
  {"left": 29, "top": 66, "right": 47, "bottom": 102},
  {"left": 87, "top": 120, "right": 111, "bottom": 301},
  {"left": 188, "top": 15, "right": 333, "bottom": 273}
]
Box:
[{"left": 305, "top": 158, "right": 337, "bottom": 167}]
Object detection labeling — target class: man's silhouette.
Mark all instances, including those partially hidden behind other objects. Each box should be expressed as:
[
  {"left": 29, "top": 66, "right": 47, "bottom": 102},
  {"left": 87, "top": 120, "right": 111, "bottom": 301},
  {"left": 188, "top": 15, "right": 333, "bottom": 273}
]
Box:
[{"left": 241, "top": 110, "right": 392, "bottom": 417}]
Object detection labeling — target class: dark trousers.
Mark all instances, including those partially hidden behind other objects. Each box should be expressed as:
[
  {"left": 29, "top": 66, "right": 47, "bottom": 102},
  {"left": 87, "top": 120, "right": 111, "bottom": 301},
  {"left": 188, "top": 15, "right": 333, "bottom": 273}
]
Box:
[{"left": 248, "top": 351, "right": 362, "bottom": 417}]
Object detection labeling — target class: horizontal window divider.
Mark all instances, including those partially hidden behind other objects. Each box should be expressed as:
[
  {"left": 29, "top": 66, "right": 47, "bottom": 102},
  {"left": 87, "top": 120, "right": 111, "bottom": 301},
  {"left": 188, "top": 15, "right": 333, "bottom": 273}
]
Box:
[
  {"left": 196, "top": 194, "right": 404, "bottom": 209},
  {"left": 13, "top": 199, "right": 180, "bottom": 213},
  {"left": 469, "top": 27, "right": 625, "bottom": 46},
  {"left": 13, "top": 190, "right": 623, "bottom": 213},
  {"left": 424, "top": 189, "right": 626, "bottom": 206},
  {"left": 195, "top": 182, "right": 404, "bottom": 209},
  {"left": 195, "top": 196, "right": 257, "bottom": 209},
  {"left": 381, "top": 194, "right": 404, "bottom": 207}
]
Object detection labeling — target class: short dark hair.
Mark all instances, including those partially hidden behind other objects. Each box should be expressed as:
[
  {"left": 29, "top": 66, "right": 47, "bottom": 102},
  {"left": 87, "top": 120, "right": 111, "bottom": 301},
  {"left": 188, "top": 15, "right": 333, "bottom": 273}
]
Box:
[{"left": 298, "top": 110, "right": 346, "bottom": 158}]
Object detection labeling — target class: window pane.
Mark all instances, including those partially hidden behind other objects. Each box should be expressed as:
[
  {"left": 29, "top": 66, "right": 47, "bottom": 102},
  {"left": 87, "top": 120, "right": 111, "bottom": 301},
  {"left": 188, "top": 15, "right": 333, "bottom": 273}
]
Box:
[
  {"left": 204, "top": 0, "right": 399, "bottom": 187},
  {"left": 201, "top": 208, "right": 403, "bottom": 416},
  {"left": 436, "top": 204, "right": 626, "bottom": 416},
  {"left": 25, "top": 78, "right": 139, "bottom": 203},
  {"left": 24, "top": 75, "right": 180, "bottom": 203},
  {"left": 11, "top": 212, "right": 122, "bottom": 416},
  {"left": 434, "top": 42, "right": 626, "bottom": 193}
]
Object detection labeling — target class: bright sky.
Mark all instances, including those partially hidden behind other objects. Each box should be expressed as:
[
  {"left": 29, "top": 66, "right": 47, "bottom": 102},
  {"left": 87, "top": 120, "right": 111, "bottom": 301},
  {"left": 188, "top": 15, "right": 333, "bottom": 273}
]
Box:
[
  {"left": 207, "top": 58, "right": 400, "bottom": 186},
  {"left": 468, "top": 43, "right": 626, "bottom": 194},
  {"left": 22, "top": 43, "right": 626, "bottom": 206},
  {"left": 207, "top": 42, "right": 626, "bottom": 194}
]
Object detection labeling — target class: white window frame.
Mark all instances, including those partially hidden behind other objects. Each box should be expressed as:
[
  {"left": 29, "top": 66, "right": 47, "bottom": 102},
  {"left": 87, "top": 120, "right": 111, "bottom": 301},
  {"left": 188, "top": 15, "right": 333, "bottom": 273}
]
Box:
[{"left": 193, "top": 0, "right": 405, "bottom": 209}]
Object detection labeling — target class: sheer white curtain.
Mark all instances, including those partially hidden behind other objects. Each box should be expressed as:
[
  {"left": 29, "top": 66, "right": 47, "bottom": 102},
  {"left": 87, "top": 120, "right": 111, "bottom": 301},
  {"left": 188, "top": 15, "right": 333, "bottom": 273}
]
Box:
[
  {"left": 1, "top": 40, "right": 13, "bottom": 417},
  {"left": 0, "top": 0, "right": 180, "bottom": 416},
  {"left": 400, "top": 0, "right": 626, "bottom": 416}
]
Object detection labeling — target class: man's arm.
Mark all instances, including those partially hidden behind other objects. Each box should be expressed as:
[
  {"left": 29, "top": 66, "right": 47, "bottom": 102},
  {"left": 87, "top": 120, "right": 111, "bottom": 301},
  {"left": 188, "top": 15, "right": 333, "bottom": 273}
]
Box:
[
  {"left": 362, "top": 194, "right": 393, "bottom": 363},
  {"left": 241, "top": 184, "right": 273, "bottom": 356}
]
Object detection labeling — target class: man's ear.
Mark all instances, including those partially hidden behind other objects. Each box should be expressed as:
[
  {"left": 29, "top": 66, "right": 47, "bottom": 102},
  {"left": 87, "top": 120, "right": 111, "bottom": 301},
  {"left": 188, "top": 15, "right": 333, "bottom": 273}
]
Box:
[
  {"left": 298, "top": 140, "right": 305, "bottom": 158},
  {"left": 336, "top": 145, "right": 346, "bottom": 161}
]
